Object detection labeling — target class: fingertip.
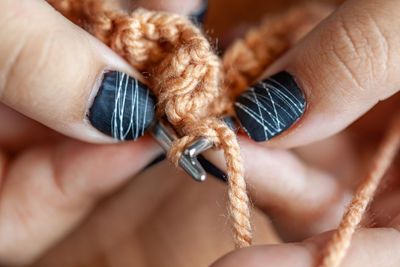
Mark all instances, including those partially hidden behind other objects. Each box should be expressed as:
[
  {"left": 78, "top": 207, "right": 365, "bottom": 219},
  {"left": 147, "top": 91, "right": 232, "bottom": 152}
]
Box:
[
  {"left": 0, "top": 0, "right": 158, "bottom": 144},
  {"left": 233, "top": 0, "right": 400, "bottom": 148},
  {"left": 234, "top": 71, "right": 306, "bottom": 143},
  {"left": 211, "top": 244, "right": 316, "bottom": 267}
]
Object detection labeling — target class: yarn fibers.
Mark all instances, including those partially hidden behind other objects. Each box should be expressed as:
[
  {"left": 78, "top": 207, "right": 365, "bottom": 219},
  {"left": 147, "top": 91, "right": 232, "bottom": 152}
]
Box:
[{"left": 47, "top": 1, "right": 400, "bottom": 266}]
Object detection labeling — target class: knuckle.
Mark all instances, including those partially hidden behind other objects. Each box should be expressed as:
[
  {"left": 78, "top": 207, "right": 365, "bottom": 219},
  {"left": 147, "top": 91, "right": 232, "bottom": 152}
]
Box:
[
  {"left": 0, "top": 38, "right": 26, "bottom": 99},
  {"left": 324, "top": 11, "right": 391, "bottom": 97},
  {"left": 0, "top": 0, "right": 36, "bottom": 96},
  {"left": 0, "top": 31, "right": 56, "bottom": 103}
]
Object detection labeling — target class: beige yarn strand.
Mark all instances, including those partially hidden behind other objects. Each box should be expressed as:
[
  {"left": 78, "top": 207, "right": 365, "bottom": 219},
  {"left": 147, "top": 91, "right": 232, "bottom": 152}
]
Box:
[{"left": 320, "top": 114, "right": 400, "bottom": 267}]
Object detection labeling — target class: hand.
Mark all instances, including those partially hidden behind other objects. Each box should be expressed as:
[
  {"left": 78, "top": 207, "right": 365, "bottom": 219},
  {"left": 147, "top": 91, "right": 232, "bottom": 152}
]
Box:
[
  {"left": 209, "top": 0, "right": 400, "bottom": 266},
  {"left": 0, "top": 0, "right": 204, "bottom": 265},
  {"left": 32, "top": 98, "right": 400, "bottom": 267}
]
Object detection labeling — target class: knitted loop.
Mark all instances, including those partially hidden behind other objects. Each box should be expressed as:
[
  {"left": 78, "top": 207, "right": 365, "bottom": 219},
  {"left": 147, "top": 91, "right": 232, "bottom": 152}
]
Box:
[{"left": 166, "top": 136, "right": 195, "bottom": 167}]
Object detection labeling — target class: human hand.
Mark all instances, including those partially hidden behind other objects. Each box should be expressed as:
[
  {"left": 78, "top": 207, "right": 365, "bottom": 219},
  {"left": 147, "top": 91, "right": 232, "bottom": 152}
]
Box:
[
  {"left": 209, "top": 0, "right": 400, "bottom": 266},
  {"left": 0, "top": 0, "right": 205, "bottom": 265}
]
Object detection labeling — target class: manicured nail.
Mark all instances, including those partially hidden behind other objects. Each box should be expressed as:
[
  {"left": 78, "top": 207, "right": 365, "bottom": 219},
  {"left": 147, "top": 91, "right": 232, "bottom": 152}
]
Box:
[
  {"left": 89, "top": 71, "right": 156, "bottom": 141},
  {"left": 234, "top": 71, "right": 306, "bottom": 142},
  {"left": 189, "top": 0, "right": 208, "bottom": 25}
]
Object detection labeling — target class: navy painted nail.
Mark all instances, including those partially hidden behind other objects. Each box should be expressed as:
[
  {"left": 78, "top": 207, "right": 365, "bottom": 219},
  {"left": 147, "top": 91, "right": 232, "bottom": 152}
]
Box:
[
  {"left": 89, "top": 71, "right": 156, "bottom": 141},
  {"left": 234, "top": 71, "right": 306, "bottom": 142},
  {"left": 189, "top": 0, "right": 208, "bottom": 25}
]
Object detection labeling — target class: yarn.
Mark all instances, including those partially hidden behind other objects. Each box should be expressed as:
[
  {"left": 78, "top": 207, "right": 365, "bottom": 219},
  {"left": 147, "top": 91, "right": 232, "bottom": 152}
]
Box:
[
  {"left": 222, "top": 4, "right": 331, "bottom": 99},
  {"left": 47, "top": 1, "right": 400, "bottom": 266},
  {"left": 320, "top": 114, "right": 400, "bottom": 267}
]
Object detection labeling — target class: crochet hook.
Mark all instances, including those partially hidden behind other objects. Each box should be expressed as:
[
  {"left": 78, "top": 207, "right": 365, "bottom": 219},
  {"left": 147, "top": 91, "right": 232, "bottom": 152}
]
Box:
[{"left": 150, "top": 120, "right": 213, "bottom": 182}]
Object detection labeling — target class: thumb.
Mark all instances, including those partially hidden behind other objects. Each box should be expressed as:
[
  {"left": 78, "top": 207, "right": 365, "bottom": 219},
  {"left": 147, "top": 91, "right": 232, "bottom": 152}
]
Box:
[
  {"left": 234, "top": 0, "right": 400, "bottom": 147},
  {"left": 0, "top": 0, "right": 155, "bottom": 143}
]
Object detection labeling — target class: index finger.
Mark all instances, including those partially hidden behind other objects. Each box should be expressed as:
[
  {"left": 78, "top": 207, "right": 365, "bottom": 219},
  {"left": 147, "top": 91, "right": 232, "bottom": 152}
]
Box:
[
  {"left": 234, "top": 0, "right": 400, "bottom": 147},
  {"left": 0, "top": 0, "right": 155, "bottom": 143}
]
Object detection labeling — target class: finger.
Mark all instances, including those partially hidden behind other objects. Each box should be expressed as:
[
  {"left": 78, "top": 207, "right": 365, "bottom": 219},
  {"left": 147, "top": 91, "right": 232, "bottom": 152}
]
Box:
[
  {"left": 370, "top": 189, "right": 400, "bottom": 227},
  {"left": 0, "top": 136, "right": 162, "bottom": 265},
  {"left": 293, "top": 131, "right": 359, "bottom": 188},
  {"left": 0, "top": 149, "right": 7, "bottom": 185},
  {"left": 212, "top": 228, "right": 400, "bottom": 267},
  {"left": 0, "top": 0, "right": 206, "bottom": 151},
  {"left": 234, "top": 0, "right": 400, "bottom": 147},
  {"left": 0, "top": 103, "right": 62, "bottom": 152},
  {"left": 204, "top": 136, "right": 352, "bottom": 241},
  {"left": 0, "top": 0, "right": 156, "bottom": 143},
  {"left": 135, "top": 0, "right": 207, "bottom": 24},
  {"left": 33, "top": 160, "right": 277, "bottom": 267}
]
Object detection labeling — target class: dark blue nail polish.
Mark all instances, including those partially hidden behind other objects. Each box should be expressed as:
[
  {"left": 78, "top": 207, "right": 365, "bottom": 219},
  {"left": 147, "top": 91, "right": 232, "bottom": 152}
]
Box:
[
  {"left": 189, "top": 0, "right": 208, "bottom": 25},
  {"left": 221, "top": 116, "right": 238, "bottom": 131},
  {"left": 235, "top": 71, "right": 306, "bottom": 142},
  {"left": 89, "top": 71, "right": 156, "bottom": 141}
]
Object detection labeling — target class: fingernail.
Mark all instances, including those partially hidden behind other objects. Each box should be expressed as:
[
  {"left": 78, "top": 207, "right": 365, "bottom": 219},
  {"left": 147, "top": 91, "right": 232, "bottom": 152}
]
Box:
[
  {"left": 234, "top": 71, "right": 306, "bottom": 142},
  {"left": 189, "top": 0, "right": 208, "bottom": 25},
  {"left": 221, "top": 116, "right": 238, "bottom": 131},
  {"left": 89, "top": 71, "right": 156, "bottom": 141}
]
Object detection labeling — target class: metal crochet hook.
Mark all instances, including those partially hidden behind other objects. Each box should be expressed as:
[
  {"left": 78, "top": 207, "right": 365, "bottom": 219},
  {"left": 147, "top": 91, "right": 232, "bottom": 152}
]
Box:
[{"left": 149, "top": 120, "right": 214, "bottom": 182}]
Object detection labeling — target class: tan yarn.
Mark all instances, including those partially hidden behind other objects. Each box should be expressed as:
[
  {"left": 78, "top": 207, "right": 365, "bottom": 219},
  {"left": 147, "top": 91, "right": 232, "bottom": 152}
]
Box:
[
  {"left": 320, "top": 114, "right": 400, "bottom": 267},
  {"left": 222, "top": 4, "right": 331, "bottom": 99},
  {"left": 47, "top": 1, "right": 400, "bottom": 266}
]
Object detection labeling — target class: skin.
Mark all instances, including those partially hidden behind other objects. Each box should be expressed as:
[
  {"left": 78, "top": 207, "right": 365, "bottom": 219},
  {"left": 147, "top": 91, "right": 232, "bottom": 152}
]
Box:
[{"left": 0, "top": 0, "right": 400, "bottom": 266}]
